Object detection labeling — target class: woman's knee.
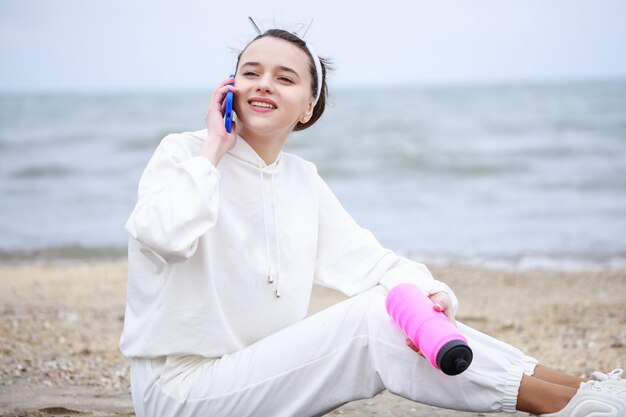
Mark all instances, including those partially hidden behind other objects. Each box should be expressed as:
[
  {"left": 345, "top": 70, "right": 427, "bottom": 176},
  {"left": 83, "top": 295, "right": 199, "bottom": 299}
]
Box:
[{"left": 354, "top": 286, "right": 406, "bottom": 346}]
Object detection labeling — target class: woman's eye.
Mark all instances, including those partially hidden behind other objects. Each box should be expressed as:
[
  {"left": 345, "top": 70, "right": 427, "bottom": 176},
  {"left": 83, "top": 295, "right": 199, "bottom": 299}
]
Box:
[
  {"left": 243, "top": 72, "right": 258, "bottom": 77},
  {"left": 278, "top": 77, "right": 294, "bottom": 84}
]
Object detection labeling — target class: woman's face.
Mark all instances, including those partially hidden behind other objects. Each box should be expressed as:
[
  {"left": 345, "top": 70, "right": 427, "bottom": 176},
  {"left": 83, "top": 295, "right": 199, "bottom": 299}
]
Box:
[{"left": 234, "top": 37, "right": 315, "bottom": 140}]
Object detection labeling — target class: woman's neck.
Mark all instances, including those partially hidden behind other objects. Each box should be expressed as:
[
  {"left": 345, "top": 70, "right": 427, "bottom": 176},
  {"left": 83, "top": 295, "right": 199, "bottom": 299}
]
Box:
[{"left": 239, "top": 129, "right": 290, "bottom": 166}]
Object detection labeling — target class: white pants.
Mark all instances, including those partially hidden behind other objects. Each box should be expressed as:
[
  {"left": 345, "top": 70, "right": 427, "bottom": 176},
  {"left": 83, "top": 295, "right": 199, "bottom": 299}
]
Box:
[{"left": 130, "top": 286, "right": 537, "bottom": 417}]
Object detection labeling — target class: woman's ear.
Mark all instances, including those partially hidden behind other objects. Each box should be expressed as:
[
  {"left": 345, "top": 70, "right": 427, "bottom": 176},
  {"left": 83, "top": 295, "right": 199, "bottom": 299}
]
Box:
[{"left": 300, "top": 99, "right": 315, "bottom": 123}]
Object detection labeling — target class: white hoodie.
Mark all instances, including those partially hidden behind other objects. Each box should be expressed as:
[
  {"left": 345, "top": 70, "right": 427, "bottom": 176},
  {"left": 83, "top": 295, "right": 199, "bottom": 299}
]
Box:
[{"left": 119, "top": 129, "right": 458, "bottom": 358}]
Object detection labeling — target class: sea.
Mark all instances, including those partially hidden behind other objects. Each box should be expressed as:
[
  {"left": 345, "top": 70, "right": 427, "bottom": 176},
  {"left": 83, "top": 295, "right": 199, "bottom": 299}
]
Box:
[{"left": 1, "top": 80, "right": 626, "bottom": 269}]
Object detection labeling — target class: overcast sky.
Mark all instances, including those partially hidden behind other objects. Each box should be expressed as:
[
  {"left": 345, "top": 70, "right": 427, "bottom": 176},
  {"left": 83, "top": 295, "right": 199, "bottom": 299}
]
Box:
[{"left": 1, "top": 0, "right": 625, "bottom": 92}]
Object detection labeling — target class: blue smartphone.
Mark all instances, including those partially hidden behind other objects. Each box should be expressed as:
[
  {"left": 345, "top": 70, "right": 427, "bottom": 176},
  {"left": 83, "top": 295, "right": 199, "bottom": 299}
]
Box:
[{"left": 224, "top": 74, "right": 235, "bottom": 133}]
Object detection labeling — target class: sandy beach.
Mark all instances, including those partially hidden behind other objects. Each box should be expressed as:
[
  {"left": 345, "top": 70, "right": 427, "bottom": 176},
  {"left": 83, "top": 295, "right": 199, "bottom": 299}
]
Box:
[{"left": 1, "top": 260, "right": 624, "bottom": 417}]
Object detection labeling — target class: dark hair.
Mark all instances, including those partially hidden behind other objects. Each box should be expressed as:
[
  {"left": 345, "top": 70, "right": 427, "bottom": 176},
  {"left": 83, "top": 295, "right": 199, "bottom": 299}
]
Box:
[{"left": 235, "top": 29, "right": 332, "bottom": 131}]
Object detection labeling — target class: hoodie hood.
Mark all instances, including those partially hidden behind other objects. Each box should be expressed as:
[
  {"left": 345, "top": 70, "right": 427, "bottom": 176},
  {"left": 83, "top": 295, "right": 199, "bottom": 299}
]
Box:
[
  {"left": 229, "top": 135, "right": 283, "bottom": 173},
  {"left": 189, "top": 129, "right": 282, "bottom": 173}
]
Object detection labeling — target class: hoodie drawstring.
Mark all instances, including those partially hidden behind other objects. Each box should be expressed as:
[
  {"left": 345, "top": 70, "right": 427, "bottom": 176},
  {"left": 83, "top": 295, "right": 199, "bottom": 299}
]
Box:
[
  {"left": 271, "top": 170, "right": 281, "bottom": 298},
  {"left": 259, "top": 162, "right": 281, "bottom": 298}
]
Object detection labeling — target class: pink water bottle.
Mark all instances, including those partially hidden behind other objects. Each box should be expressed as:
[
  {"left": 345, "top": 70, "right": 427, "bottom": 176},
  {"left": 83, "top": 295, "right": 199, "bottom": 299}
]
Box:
[{"left": 385, "top": 283, "right": 473, "bottom": 375}]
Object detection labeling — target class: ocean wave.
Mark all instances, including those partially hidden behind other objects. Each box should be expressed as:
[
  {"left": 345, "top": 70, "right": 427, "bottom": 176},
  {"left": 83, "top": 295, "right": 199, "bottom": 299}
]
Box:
[
  {"left": 10, "top": 165, "right": 74, "bottom": 179},
  {"left": 0, "top": 245, "right": 126, "bottom": 263},
  {"left": 1, "top": 243, "right": 625, "bottom": 273},
  {"left": 407, "top": 251, "right": 626, "bottom": 272}
]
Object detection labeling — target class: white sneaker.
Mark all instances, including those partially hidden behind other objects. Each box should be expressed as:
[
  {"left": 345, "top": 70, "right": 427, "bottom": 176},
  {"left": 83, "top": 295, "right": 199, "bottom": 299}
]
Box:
[
  {"left": 539, "top": 380, "right": 626, "bottom": 417},
  {"left": 592, "top": 369, "right": 626, "bottom": 394}
]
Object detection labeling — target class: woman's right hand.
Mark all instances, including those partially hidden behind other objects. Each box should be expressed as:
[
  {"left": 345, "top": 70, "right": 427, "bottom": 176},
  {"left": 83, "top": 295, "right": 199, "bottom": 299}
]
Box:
[{"left": 200, "top": 76, "right": 239, "bottom": 166}]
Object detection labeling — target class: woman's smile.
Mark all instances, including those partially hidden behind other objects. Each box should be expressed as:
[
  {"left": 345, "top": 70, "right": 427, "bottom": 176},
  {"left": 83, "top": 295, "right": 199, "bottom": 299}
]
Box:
[{"left": 248, "top": 97, "right": 278, "bottom": 112}]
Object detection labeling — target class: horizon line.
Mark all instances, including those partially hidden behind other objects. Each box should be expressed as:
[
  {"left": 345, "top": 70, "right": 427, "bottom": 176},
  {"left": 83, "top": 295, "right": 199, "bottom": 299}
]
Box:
[{"left": 1, "top": 75, "right": 626, "bottom": 96}]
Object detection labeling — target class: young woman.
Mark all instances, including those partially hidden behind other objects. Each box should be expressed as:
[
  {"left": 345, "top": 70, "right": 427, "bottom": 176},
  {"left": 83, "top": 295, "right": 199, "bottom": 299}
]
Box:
[{"left": 120, "top": 27, "right": 625, "bottom": 417}]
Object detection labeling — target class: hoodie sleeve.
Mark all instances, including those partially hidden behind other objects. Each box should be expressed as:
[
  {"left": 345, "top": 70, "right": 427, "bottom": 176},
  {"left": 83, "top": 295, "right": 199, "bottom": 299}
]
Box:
[
  {"left": 313, "top": 175, "right": 459, "bottom": 313},
  {"left": 125, "top": 134, "right": 220, "bottom": 263}
]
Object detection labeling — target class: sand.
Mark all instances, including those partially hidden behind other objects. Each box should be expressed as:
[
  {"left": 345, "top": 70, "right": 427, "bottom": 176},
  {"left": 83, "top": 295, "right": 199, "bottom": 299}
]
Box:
[{"left": 1, "top": 260, "right": 624, "bottom": 416}]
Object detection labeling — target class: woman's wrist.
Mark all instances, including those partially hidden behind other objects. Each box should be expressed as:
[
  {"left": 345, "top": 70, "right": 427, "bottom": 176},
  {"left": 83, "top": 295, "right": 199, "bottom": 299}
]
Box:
[
  {"left": 200, "top": 149, "right": 221, "bottom": 167},
  {"left": 200, "top": 140, "right": 227, "bottom": 167}
]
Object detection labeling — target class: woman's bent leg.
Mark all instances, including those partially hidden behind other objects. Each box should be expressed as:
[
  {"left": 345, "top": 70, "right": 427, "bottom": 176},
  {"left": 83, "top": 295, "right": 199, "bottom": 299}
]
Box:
[
  {"left": 517, "top": 375, "right": 576, "bottom": 414},
  {"left": 130, "top": 285, "right": 537, "bottom": 417}
]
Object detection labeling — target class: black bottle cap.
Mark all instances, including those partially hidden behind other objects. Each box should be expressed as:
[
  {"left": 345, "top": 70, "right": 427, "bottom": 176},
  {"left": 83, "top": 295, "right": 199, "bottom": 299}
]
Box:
[{"left": 436, "top": 340, "right": 473, "bottom": 376}]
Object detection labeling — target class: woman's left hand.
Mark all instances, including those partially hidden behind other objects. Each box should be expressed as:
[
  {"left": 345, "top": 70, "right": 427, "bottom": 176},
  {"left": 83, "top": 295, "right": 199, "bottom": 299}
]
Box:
[
  {"left": 406, "top": 291, "right": 456, "bottom": 355},
  {"left": 428, "top": 291, "right": 456, "bottom": 326}
]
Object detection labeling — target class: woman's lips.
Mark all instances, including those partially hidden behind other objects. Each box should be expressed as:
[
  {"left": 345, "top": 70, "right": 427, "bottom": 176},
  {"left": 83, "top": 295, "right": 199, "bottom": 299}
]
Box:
[{"left": 248, "top": 98, "right": 277, "bottom": 113}]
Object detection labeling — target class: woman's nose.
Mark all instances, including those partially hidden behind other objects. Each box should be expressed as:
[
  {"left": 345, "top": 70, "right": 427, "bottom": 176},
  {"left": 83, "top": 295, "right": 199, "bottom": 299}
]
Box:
[{"left": 255, "top": 75, "right": 274, "bottom": 94}]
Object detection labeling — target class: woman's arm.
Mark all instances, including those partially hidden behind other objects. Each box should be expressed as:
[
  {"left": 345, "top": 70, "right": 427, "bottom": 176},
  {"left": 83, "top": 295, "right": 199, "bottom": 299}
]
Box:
[
  {"left": 126, "top": 78, "right": 239, "bottom": 263},
  {"left": 313, "top": 175, "right": 459, "bottom": 313},
  {"left": 125, "top": 135, "right": 220, "bottom": 263}
]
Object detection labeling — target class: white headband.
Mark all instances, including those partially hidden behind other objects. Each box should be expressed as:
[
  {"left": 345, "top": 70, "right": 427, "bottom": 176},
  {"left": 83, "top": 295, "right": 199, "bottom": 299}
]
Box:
[{"left": 303, "top": 42, "right": 323, "bottom": 106}]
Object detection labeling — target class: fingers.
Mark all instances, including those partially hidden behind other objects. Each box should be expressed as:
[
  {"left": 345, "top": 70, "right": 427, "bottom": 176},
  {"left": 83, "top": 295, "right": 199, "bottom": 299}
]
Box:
[
  {"left": 436, "top": 304, "right": 457, "bottom": 326},
  {"left": 211, "top": 85, "right": 238, "bottom": 112},
  {"left": 433, "top": 301, "right": 450, "bottom": 317},
  {"left": 209, "top": 77, "right": 238, "bottom": 112},
  {"left": 205, "top": 78, "right": 238, "bottom": 129},
  {"left": 429, "top": 291, "right": 457, "bottom": 324},
  {"left": 406, "top": 339, "right": 424, "bottom": 357}
]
